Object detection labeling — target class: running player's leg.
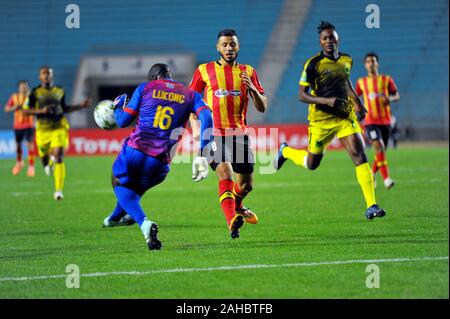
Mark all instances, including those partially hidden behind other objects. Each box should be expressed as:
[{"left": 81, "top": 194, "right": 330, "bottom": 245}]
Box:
[
  {"left": 35, "top": 128, "right": 52, "bottom": 176},
  {"left": 234, "top": 173, "right": 258, "bottom": 224},
  {"left": 50, "top": 126, "right": 69, "bottom": 199},
  {"left": 12, "top": 129, "right": 25, "bottom": 175},
  {"left": 25, "top": 128, "right": 35, "bottom": 177},
  {"left": 234, "top": 173, "right": 252, "bottom": 211},
  {"left": 103, "top": 172, "right": 135, "bottom": 227},
  {"left": 111, "top": 146, "right": 168, "bottom": 249},
  {"left": 275, "top": 123, "right": 331, "bottom": 171},
  {"left": 51, "top": 146, "right": 65, "bottom": 200},
  {"left": 378, "top": 126, "right": 394, "bottom": 188},
  {"left": 233, "top": 135, "right": 258, "bottom": 223},
  {"left": 367, "top": 125, "right": 393, "bottom": 188},
  {"left": 339, "top": 131, "right": 385, "bottom": 219},
  {"left": 215, "top": 162, "right": 241, "bottom": 231}
]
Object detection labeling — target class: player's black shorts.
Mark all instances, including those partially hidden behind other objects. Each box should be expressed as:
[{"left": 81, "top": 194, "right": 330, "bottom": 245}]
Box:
[
  {"left": 14, "top": 128, "right": 35, "bottom": 143},
  {"left": 365, "top": 125, "right": 391, "bottom": 147},
  {"left": 208, "top": 135, "right": 254, "bottom": 174}
]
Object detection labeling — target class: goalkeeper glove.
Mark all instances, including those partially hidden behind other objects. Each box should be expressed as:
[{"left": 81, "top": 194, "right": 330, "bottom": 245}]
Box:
[
  {"left": 192, "top": 156, "right": 209, "bottom": 182},
  {"left": 114, "top": 94, "right": 127, "bottom": 110}
]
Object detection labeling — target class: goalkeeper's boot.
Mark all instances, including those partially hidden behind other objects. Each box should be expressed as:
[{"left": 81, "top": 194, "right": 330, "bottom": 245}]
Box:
[
  {"left": 103, "top": 214, "right": 136, "bottom": 228},
  {"left": 365, "top": 204, "right": 386, "bottom": 220},
  {"left": 236, "top": 207, "right": 258, "bottom": 224},
  {"left": 273, "top": 142, "right": 288, "bottom": 171},
  {"left": 141, "top": 218, "right": 162, "bottom": 250},
  {"left": 228, "top": 214, "right": 245, "bottom": 239}
]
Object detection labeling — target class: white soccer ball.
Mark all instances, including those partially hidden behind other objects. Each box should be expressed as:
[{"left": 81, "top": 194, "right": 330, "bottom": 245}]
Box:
[{"left": 94, "top": 100, "right": 117, "bottom": 130}]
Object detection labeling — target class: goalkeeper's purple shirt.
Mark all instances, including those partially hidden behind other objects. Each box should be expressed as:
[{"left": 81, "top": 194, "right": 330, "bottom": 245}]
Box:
[{"left": 119, "top": 79, "right": 209, "bottom": 163}]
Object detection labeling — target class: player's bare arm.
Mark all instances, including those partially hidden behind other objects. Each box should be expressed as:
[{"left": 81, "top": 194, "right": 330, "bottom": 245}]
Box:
[
  {"left": 242, "top": 71, "right": 267, "bottom": 113},
  {"left": 387, "top": 91, "right": 400, "bottom": 103},
  {"left": 22, "top": 106, "right": 50, "bottom": 115},
  {"left": 4, "top": 103, "right": 20, "bottom": 112},
  {"left": 64, "top": 98, "right": 92, "bottom": 113},
  {"left": 298, "top": 85, "right": 335, "bottom": 107},
  {"left": 347, "top": 79, "right": 366, "bottom": 118},
  {"left": 189, "top": 113, "right": 200, "bottom": 141}
]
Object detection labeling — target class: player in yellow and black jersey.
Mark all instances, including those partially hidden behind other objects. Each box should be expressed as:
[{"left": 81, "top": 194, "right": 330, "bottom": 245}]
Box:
[
  {"left": 23, "top": 66, "right": 91, "bottom": 200},
  {"left": 274, "top": 21, "right": 386, "bottom": 220}
]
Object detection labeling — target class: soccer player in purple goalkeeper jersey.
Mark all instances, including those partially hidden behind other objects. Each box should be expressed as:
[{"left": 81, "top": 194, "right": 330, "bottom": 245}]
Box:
[{"left": 103, "top": 63, "right": 213, "bottom": 251}]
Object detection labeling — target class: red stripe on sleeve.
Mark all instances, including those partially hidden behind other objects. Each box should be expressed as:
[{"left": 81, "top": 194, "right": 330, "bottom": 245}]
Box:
[
  {"left": 123, "top": 107, "right": 138, "bottom": 116},
  {"left": 387, "top": 76, "right": 398, "bottom": 94},
  {"left": 239, "top": 65, "right": 249, "bottom": 129},
  {"left": 250, "top": 68, "right": 265, "bottom": 95},
  {"left": 195, "top": 105, "right": 210, "bottom": 117},
  {"left": 205, "top": 62, "right": 222, "bottom": 132},
  {"left": 189, "top": 68, "right": 205, "bottom": 93}
]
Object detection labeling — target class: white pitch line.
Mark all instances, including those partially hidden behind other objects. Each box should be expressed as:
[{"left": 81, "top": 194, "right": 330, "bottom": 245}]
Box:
[
  {"left": 0, "top": 256, "right": 447, "bottom": 283},
  {"left": 7, "top": 178, "right": 446, "bottom": 197}
]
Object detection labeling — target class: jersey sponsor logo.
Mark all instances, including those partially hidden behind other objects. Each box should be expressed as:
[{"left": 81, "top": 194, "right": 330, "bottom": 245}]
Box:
[
  {"left": 344, "top": 63, "right": 351, "bottom": 75},
  {"left": 214, "top": 89, "right": 229, "bottom": 98},
  {"left": 214, "top": 89, "right": 241, "bottom": 98},
  {"left": 368, "top": 93, "right": 384, "bottom": 100}
]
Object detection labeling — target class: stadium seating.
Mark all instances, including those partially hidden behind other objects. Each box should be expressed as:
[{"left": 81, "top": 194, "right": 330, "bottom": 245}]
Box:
[{"left": 0, "top": 0, "right": 282, "bottom": 128}]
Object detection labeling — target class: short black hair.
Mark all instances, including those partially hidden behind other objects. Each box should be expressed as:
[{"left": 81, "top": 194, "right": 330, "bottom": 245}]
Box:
[
  {"left": 148, "top": 63, "right": 172, "bottom": 81},
  {"left": 317, "top": 21, "right": 336, "bottom": 33},
  {"left": 40, "top": 65, "right": 52, "bottom": 71},
  {"left": 217, "top": 29, "right": 238, "bottom": 39},
  {"left": 365, "top": 52, "right": 379, "bottom": 62},
  {"left": 17, "top": 80, "right": 28, "bottom": 87}
]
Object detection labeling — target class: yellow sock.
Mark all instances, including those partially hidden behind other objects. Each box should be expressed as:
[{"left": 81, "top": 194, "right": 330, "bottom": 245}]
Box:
[
  {"left": 356, "top": 162, "right": 376, "bottom": 208},
  {"left": 54, "top": 163, "right": 66, "bottom": 192},
  {"left": 282, "top": 147, "right": 308, "bottom": 168}
]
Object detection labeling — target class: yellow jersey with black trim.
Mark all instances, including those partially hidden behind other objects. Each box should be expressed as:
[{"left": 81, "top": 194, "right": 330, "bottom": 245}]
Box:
[
  {"left": 24, "top": 85, "right": 69, "bottom": 130},
  {"left": 299, "top": 51, "right": 355, "bottom": 122}
]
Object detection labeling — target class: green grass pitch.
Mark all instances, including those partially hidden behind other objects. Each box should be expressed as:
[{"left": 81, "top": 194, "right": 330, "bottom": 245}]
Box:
[{"left": 0, "top": 147, "right": 448, "bottom": 298}]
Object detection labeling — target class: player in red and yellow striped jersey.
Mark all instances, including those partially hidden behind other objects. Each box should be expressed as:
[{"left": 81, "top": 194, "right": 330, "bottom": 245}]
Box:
[
  {"left": 355, "top": 53, "right": 400, "bottom": 189},
  {"left": 4, "top": 80, "right": 36, "bottom": 177},
  {"left": 189, "top": 29, "right": 267, "bottom": 239}
]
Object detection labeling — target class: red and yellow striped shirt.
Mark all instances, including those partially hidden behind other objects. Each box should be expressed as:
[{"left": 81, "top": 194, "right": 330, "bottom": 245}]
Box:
[
  {"left": 355, "top": 74, "right": 398, "bottom": 125},
  {"left": 6, "top": 93, "right": 34, "bottom": 129},
  {"left": 189, "top": 61, "right": 265, "bottom": 135}
]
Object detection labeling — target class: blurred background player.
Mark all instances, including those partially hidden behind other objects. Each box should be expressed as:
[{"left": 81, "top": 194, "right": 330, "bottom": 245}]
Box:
[
  {"left": 23, "top": 66, "right": 91, "bottom": 200},
  {"left": 4, "top": 80, "right": 35, "bottom": 177},
  {"left": 355, "top": 53, "right": 400, "bottom": 189},
  {"left": 274, "top": 21, "right": 386, "bottom": 220},
  {"left": 103, "top": 63, "right": 213, "bottom": 250},
  {"left": 189, "top": 29, "right": 267, "bottom": 239}
]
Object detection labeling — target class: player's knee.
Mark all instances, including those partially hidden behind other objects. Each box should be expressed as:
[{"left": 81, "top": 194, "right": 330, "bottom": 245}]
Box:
[
  {"left": 307, "top": 156, "right": 322, "bottom": 170},
  {"left": 353, "top": 153, "right": 367, "bottom": 166},
  {"left": 111, "top": 174, "right": 121, "bottom": 187},
  {"left": 239, "top": 182, "right": 253, "bottom": 193}
]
